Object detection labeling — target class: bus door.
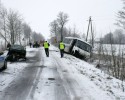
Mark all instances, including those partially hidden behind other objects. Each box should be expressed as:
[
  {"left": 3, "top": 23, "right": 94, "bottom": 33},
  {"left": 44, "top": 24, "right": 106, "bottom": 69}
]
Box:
[{"left": 69, "top": 39, "right": 77, "bottom": 53}]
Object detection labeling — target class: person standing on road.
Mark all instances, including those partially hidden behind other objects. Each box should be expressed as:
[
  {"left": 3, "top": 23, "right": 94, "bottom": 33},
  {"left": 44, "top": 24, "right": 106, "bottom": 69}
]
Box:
[
  {"left": 59, "top": 41, "right": 65, "bottom": 58},
  {"left": 7, "top": 42, "right": 11, "bottom": 49},
  {"left": 29, "top": 42, "right": 32, "bottom": 48},
  {"left": 43, "top": 41, "right": 50, "bottom": 57}
]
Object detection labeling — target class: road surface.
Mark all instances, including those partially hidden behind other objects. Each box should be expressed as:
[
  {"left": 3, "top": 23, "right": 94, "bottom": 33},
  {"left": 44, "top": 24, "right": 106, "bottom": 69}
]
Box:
[
  {"left": 0, "top": 46, "right": 114, "bottom": 100},
  {"left": 0, "top": 47, "right": 90, "bottom": 100}
]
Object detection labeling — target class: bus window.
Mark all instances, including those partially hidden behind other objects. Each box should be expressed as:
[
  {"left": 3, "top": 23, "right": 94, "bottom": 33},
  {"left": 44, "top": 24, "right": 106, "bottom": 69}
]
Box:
[{"left": 76, "top": 40, "right": 91, "bottom": 53}]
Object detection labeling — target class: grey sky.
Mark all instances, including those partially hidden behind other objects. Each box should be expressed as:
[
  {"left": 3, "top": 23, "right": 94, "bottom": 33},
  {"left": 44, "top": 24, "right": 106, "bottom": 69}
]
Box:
[{"left": 1, "top": 0, "right": 123, "bottom": 39}]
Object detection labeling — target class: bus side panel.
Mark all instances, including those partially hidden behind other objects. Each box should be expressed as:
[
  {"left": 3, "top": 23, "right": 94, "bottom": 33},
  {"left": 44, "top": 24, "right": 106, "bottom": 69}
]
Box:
[{"left": 78, "top": 47, "right": 90, "bottom": 58}]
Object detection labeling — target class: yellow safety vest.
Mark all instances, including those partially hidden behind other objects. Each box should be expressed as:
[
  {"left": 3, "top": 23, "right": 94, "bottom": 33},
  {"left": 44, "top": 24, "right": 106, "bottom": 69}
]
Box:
[
  {"left": 60, "top": 42, "right": 64, "bottom": 49},
  {"left": 44, "top": 42, "right": 49, "bottom": 48}
]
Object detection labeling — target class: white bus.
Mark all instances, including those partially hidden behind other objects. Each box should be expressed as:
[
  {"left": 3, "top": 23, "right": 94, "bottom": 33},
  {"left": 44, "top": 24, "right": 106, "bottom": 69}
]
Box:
[{"left": 63, "top": 37, "right": 92, "bottom": 60}]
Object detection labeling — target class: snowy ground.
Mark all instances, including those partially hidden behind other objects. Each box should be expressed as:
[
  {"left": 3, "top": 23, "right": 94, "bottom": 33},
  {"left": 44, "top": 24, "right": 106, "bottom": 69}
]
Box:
[
  {"left": 94, "top": 44, "right": 125, "bottom": 55},
  {"left": 0, "top": 45, "right": 125, "bottom": 100}
]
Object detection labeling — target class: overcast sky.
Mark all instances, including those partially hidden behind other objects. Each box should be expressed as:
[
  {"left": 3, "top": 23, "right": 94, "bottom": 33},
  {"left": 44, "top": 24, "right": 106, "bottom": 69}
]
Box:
[{"left": 1, "top": 0, "right": 123, "bottom": 39}]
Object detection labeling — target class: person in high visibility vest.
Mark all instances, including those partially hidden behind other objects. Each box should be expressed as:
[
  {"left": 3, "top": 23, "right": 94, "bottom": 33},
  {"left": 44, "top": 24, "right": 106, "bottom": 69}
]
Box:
[
  {"left": 43, "top": 41, "right": 50, "bottom": 57},
  {"left": 59, "top": 41, "right": 65, "bottom": 58}
]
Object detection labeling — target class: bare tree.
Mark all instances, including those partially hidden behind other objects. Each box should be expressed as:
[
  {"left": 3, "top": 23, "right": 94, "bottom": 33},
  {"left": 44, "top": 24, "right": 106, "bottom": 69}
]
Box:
[
  {"left": 49, "top": 12, "right": 82, "bottom": 44},
  {"left": 49, "top": 20, "right": 58, "bottom": 42},
  {"left": 72, "top": 25, "right": 80, "bottom": 38},
  {"left": 116, "top": 0, "right": 125, "bottom": 31},
  {"left": 113, "top": 29, "right": 125, "bottom": 44},
  {"left": 0, "top": 5, "right": 8, "bottom": 47},
  {"left": 32, "top": 31, "right": 44, "bottom": 43},
  {"left": 7, "top": 9, "right": 23, "bottom": 44},
  {"left": 68, "top": 27, "right": 72, "bottom": 36},
  {"left": 23, "top": 23, "right": 32, "bottom": 44},
  {"left": 57, "top": 12, "right": 68, "bottom": 41},
  {"left": 15, "top": 20, "right": 23, "bottom": 45}
]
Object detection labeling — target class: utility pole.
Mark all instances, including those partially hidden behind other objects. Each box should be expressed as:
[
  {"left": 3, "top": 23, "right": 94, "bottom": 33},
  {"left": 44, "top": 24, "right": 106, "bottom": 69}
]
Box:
[
  {"left": 86, "top": 16, "right": 93, "bottom": 43},
  {"left": 86, "top": 16, "right": 94, "bottom": 58}
]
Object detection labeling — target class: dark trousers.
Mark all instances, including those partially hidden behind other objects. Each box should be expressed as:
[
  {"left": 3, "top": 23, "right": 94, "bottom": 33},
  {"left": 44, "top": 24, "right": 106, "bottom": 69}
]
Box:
[
  {"left": 30, "top": 44, "right": 32, "bottom": 48},
  {"left": 60, "top": 49, "right": 64, "bottom": 57},
  {"left": 45, "top": 48, "right": 49, "bottom": 57}
]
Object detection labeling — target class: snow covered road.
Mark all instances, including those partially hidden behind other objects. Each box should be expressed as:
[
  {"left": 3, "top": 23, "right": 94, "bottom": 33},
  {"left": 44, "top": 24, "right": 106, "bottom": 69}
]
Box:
[
  {"left": 0, "top": 46, "right": 125, "bottom": 100},
  {"left": 0, "top": 48, "right": 43, "bottom": 100}
]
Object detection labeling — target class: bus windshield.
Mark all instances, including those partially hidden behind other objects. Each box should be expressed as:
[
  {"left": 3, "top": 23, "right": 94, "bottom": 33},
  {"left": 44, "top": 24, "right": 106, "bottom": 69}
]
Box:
[{"left": 64, "top": 38, "right": 72, "bottom": 44}]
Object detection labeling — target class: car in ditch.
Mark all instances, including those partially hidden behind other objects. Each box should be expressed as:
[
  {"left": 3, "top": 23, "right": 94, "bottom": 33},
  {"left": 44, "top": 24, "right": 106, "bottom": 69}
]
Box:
[
  {"left": 7, "top": 44, "right": 26, "bottom": 61},
  {"left": 0, "top": 52, "right": 7, "bottom": 70}
]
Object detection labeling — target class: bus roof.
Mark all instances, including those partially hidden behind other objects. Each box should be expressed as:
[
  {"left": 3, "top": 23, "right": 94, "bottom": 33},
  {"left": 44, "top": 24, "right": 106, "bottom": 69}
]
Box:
[{"left": 64, "top": 37, "right": 92, "bottom": 46}]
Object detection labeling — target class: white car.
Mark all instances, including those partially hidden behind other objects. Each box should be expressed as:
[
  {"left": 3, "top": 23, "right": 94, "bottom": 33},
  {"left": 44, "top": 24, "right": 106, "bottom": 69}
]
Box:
[{"left": 0, "top": 52, "right": 7, "bottom": 70}]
